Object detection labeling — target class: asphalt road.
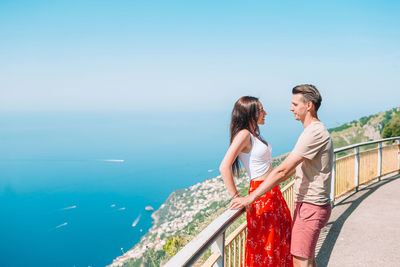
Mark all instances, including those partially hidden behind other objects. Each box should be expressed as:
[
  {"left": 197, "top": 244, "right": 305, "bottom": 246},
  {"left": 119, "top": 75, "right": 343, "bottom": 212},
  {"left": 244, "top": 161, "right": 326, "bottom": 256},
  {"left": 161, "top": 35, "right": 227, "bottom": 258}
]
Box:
[{"left": 316, "top": 173, "right": 400, "bottom": 267}]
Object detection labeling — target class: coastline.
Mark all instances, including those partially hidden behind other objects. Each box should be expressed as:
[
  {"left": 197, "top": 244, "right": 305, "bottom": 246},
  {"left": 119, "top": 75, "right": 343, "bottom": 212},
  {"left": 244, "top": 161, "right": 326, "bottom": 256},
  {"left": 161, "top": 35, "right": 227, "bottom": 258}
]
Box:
[
  {"left": 108, "top": 174, "right": 240, "bottom": 266},
  {"left": 108, "top": 154, "right": 289, "bottom": 267}
]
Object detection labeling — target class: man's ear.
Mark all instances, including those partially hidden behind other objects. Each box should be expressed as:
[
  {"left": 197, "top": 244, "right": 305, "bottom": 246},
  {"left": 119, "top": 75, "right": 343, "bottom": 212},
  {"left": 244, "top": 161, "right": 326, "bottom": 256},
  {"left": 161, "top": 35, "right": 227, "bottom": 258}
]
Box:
[{"left": 306, "top": 101, "right": 314, "bottom": 111}]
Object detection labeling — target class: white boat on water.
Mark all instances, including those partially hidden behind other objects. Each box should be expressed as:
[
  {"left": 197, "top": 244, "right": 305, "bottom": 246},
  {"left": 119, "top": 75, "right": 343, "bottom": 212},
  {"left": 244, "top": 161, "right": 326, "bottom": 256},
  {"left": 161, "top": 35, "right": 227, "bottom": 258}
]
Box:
[
  {"left": 104, "top": 159, "right": 124, "bottom": 162},
  {"left": 61, "top": 205, "right": 77, "bottom": 210},
  {"left": 132, "top": 215, "right": 141, "bottom": 227},
  {"left": 145, "top": 206, "right": 154, "bottom": 211},
  {"left": 56, "top": 222, "right": 68, "bottom": 229}
]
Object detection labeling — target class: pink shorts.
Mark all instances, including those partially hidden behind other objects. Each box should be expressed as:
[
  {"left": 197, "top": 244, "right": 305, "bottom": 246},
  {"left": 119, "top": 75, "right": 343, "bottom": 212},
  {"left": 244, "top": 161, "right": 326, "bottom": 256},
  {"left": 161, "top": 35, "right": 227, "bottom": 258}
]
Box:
[{"left": 291, "top": 202, "right": 331, "bottom": 259}]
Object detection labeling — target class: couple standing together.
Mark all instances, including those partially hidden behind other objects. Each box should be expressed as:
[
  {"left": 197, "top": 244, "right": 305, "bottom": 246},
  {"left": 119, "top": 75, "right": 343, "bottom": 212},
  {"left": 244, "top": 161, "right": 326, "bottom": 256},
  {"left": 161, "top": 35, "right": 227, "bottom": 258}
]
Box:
[{"left": 220, "top": 84, "right": 334, "bottom": 267}]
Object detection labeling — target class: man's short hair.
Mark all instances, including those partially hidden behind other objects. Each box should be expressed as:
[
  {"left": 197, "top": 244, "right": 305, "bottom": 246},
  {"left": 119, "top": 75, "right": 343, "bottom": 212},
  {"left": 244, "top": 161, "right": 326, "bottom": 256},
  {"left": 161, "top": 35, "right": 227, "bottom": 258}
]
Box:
[{"left": 292, "top": 84, "right": 322, "bottom": 112}]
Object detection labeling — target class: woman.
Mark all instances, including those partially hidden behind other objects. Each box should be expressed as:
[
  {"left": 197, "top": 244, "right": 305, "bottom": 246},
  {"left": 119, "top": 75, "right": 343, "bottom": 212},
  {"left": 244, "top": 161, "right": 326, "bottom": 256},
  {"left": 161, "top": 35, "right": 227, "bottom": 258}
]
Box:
[{"left": 219, "top": 96, "right": 293, "bottom": 267}]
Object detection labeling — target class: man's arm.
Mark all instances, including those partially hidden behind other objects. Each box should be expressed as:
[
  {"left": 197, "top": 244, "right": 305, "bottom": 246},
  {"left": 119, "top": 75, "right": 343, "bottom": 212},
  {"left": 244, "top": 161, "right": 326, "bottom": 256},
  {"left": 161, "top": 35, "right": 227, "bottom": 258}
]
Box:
[{"left": 229, "top": 152, "right": 304, "bottom": 209}]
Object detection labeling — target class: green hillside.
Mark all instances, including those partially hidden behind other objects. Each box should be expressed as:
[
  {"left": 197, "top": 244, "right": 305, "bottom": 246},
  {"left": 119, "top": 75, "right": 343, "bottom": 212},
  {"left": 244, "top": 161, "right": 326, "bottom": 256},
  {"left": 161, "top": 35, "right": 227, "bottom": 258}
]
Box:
[{"left": 329, "top": 107, "right": 400, "bottom": 149}]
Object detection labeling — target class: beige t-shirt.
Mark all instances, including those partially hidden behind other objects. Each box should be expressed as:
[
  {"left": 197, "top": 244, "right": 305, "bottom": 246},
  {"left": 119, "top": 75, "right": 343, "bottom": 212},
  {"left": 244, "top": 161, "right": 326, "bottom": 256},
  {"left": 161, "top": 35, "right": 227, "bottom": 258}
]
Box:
[{"left": 292, "top": 121, "right": 334, "bottom": 205}]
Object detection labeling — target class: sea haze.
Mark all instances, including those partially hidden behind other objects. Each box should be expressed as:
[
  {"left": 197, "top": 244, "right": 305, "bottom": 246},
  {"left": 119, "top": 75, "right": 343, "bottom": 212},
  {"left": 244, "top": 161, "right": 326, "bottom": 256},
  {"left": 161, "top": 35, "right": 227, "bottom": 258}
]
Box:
[{"left": 0, "top": 110, "right": 302, "bottom": 267}]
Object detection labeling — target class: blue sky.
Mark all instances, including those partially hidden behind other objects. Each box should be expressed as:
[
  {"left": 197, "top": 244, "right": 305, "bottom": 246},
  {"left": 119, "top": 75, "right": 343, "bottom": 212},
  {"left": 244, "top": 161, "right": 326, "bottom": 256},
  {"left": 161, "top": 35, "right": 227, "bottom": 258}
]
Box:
[{"left": 1, "top": 0, "right": 399, "bottom": 123}]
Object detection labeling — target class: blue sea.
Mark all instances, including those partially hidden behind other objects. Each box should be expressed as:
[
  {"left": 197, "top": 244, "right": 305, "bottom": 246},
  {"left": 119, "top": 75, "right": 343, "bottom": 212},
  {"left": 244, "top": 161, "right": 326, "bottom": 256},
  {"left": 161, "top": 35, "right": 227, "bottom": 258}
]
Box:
[{"left": 0, "top": 111, "right": 302, "bottom": 267}]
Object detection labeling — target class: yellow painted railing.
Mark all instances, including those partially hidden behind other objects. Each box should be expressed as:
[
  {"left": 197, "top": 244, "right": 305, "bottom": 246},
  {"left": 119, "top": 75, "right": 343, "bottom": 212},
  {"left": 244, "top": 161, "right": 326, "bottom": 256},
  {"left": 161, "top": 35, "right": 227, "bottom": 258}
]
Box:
[{"left": 165, "top": 137, "right": 400, "bottom": 267}]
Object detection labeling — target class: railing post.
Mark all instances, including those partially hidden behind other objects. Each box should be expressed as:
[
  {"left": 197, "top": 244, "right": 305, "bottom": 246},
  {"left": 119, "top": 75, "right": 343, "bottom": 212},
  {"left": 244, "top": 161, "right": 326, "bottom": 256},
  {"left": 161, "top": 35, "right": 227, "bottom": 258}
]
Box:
[
  {"left": 354, "top": 147, "right": 360, "bottom": 191},
  {"left": 377, "top": 142, "right": 382, "bottom": 180},
  {"left": 211, "top": 232, "right": 225, "bottom": 267},
  {"left": 397, "top": 139, "right": 400, "bottom": 173},
  {"left": 330, "top": 153, "right": 336, "bottom": 206}
]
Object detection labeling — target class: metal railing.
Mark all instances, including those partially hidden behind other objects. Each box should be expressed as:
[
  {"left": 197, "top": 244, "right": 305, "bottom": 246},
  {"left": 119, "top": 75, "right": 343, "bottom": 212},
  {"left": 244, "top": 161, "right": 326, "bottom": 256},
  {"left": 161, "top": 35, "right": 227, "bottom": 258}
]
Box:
[{"left": 164, "top": 137, "right": 400, "bottom": 267}]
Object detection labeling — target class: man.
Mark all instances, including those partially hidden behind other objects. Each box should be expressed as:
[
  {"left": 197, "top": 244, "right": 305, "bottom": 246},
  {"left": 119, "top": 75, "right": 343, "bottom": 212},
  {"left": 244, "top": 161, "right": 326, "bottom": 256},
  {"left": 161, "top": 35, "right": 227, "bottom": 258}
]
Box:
[{"left": 231, "top": 84, "right": 334, "bottom": 267}]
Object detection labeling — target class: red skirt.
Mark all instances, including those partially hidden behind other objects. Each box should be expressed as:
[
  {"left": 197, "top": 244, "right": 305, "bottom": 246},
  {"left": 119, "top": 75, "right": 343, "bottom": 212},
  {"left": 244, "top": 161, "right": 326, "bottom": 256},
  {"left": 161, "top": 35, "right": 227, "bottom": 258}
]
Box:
[{"left": 245, "top": 180, "right": 293, "bottom": 267}]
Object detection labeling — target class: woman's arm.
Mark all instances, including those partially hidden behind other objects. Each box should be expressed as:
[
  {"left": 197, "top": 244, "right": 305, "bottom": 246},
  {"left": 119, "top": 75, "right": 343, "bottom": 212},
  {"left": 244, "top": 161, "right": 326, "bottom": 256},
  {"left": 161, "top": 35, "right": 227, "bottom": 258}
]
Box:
[{"left": 219, "top": 130, "right": 251, "bottom": 198}]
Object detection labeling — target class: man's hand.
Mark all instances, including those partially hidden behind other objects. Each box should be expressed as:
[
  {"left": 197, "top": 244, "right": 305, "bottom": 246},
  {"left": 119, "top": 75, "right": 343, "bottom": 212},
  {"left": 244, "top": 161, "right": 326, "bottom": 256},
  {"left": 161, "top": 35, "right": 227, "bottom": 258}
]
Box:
[{"left": 229, "top": 195, "right": 253, "bottom": 210}]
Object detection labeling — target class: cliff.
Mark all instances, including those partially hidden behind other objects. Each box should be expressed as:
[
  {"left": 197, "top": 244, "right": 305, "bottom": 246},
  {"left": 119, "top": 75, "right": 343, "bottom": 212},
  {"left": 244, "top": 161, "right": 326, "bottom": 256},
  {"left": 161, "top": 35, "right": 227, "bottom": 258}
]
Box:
[{"left": 109, "top": 155, "right": 287, "bottom": 267}]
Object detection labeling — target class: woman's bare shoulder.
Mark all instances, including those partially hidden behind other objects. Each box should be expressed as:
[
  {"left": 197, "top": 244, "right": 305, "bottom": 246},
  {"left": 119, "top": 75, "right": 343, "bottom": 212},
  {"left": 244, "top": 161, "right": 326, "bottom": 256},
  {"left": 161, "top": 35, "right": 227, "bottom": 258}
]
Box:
[{"left": 233, "top": 129, "right": 251, "bottom": 141}]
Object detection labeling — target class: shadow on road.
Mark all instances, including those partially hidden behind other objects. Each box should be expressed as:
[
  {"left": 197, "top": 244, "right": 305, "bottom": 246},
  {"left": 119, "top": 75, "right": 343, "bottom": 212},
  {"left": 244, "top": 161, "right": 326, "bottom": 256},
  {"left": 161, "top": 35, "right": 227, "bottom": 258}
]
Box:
[{"left": 316, "top": 173, "right": 400, "bottom": 267}]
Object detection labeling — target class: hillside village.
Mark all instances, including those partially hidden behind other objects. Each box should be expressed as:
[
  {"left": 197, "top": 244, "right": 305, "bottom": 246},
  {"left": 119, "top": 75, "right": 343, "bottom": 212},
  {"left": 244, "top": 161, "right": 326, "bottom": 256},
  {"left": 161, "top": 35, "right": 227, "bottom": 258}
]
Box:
[{"left": 109, "top": 173, "right": 249, "bottom": 266}]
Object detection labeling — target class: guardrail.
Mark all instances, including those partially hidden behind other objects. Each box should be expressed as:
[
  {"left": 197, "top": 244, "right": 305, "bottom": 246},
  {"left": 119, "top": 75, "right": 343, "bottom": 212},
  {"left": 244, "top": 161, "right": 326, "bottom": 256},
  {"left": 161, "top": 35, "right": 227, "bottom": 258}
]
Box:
[{"left": 164, "top": 137, "right": 400, "bottom": 267}]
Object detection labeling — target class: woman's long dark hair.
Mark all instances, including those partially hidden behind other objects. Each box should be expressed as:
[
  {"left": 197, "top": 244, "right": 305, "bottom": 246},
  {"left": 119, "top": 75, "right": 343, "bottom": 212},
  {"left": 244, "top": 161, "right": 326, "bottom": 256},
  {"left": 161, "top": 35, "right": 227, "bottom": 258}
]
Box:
[{"left": 230, "top": 96, "right": 267, "bottom": 176}]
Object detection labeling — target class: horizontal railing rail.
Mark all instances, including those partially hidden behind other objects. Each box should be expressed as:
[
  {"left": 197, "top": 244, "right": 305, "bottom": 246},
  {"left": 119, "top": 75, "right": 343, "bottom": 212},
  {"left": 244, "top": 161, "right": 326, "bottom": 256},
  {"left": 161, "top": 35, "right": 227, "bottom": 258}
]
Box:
[
  {"left": 333, "top": 136, "right": 399, "bottom": 153},
  {"left": 163, "top": 209, "right": 244, "bottom": 267},
  {"left": 165, "top": 136, "right": 400, "bottom": 267}
]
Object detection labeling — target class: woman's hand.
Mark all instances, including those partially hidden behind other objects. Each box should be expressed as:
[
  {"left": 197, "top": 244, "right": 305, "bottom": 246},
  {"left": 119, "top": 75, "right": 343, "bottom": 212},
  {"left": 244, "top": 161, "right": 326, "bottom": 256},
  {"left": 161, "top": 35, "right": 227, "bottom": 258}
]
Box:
[{"left": 229, "top": 195, "right": 253, "bottom": 210}]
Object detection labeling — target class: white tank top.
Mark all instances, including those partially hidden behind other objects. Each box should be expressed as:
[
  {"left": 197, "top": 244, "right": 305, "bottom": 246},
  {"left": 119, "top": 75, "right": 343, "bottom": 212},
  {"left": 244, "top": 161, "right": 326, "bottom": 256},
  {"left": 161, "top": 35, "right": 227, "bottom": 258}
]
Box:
[{"left": 238, "top": 133, "right": 272, "bottom": 180}]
